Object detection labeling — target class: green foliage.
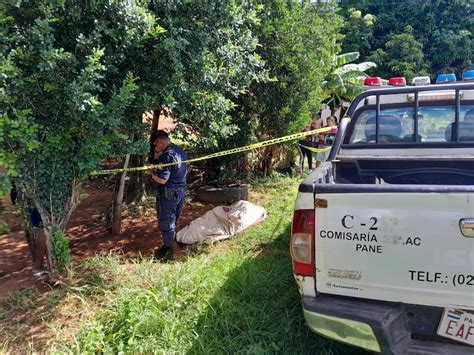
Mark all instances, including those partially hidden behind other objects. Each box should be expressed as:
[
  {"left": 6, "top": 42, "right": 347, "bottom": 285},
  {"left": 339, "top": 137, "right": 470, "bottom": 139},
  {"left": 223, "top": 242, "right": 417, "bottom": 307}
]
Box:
[
  {"left": 237, "top": 0, "right": 343, "bottom": 140},
  {"left": 428, "top": 29, "right": 473, "bottom": 72},
  {"left": 340, "top": 7, "right": 375, "bottom": 58},
  {"left": 340, "top": 0, "right": 473, "bottom": 78},
  {"left": 368, "top": 26, "right": 429, "bottom": 80},
  {"left": 50, "top": 229, "right": 71, "bottom": 272},
  {"left": 323, "top": 52, "right": 376, "bottom": 112},
  {"left": 1, "top": 0, "right": 345, "bottom": 264},
  {"left": 150, "top": 1, "right": 268, "bottom": 151},
  {"left": 1, "top": 0, "right": 157, "bottom": 267},
  {"left": 0, "top": 174, "right": 12, "bottom": 234}
]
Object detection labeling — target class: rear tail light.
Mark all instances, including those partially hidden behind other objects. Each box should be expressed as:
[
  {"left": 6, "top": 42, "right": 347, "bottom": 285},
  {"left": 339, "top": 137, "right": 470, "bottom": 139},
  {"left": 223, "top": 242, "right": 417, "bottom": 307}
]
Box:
[
  {"left": 291, "top": 209, "right": 315, "bottom": 276},
  {"left": 388, "top": 77, "right": 406, "bottom": 86}
]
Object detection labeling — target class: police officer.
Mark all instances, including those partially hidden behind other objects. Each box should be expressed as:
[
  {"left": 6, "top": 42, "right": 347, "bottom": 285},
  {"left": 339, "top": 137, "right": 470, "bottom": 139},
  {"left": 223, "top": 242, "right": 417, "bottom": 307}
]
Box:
[{"left": 151, "top": 130, "right": 188, "bottom": 260}]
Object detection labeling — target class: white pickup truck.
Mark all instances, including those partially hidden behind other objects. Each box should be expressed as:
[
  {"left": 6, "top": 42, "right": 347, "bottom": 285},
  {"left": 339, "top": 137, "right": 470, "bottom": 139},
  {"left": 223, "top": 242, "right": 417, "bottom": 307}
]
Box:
[{"left": 291, "top": 81, "right": 474, "bottom": 354}]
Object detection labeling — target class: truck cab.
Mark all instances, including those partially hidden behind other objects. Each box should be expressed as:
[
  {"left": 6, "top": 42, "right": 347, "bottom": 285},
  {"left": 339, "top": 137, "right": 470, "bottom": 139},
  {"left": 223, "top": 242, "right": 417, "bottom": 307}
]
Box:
[{"left": 291, "top": 77, "right": 474, "bottom": 354}]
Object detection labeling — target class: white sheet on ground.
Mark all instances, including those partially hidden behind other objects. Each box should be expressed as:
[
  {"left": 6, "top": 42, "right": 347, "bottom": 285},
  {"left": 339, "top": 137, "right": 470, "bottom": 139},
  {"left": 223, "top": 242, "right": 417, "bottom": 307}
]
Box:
[{"left": 176, "top": 200, "right": 267, "bottom": 244}]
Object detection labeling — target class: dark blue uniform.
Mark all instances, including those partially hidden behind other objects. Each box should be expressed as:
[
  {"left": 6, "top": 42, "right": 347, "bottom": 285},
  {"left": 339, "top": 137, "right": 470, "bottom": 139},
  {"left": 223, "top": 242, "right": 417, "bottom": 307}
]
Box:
[{"left": 155, "top": 143, "right": 188, "bottom": 248}]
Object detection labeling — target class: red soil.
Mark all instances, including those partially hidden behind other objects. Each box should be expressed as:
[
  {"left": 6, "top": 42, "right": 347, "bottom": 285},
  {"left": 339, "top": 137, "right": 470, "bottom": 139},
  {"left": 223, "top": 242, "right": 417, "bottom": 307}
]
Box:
[{"left": 0, "top": 185, "right": 213, "bottom": 300}]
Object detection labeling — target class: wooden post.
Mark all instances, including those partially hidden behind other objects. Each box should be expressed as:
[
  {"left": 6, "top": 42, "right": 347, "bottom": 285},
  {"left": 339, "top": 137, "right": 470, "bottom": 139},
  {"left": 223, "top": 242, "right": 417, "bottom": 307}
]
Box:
[{"left": 111, "top": 153, "right": 130, "bottom": 235}]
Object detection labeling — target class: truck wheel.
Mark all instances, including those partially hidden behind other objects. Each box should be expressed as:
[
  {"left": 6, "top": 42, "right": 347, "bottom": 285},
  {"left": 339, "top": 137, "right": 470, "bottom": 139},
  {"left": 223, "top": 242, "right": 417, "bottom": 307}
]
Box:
[{"left": 196, "top": 185, "right": 248, "bottom": 204}]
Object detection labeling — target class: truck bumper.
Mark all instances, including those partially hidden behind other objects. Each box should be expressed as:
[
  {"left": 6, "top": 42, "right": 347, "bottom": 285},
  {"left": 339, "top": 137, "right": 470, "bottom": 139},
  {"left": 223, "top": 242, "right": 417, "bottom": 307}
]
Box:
[{"left": 302, "top": 295, "right": 473, "bottom": 354}]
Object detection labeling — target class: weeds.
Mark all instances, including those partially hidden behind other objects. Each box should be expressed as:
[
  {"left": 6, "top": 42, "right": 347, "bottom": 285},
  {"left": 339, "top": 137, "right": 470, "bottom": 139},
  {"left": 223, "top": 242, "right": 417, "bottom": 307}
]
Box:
[
  {"left": 2, "top": 175, "right": 367, "bottom": 354},
  {"left": 5, "top": 288, "right": 41, "bottom": 313}
]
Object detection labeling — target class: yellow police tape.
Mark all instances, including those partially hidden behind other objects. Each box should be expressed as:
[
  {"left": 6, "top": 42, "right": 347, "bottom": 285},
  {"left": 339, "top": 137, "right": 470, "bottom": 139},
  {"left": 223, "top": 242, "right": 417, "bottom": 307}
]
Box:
[
  {"left": 90, "top": 126, "right": 337, "bottom": 176},
  {"left": 297, "top": 144, "right": 332, "bottom": 153}
]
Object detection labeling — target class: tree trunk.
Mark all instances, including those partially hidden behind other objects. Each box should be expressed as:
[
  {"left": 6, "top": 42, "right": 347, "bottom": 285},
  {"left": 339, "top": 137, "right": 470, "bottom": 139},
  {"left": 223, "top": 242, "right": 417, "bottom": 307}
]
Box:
[
  {"left": 254, "top": 145, "right": 274, "bottom": 176},
  {"left": 124, "top": 154, "right": 147, "bottom": 204},
  {"left": 149, "top": 108, "right": 160, "bottom": 163},
  {"left": 43, "top": 227, "right": 59, "bottom": 280},
  {"left": 122, "top": 108, "right": 161, "bottom": 205},
  {"left": 124, "top": 107, "right": 161, "bottom": 204},
  {"left": 150, "top": 108, "right": 160, "bottom": 136},
  {"left": 28, "top": 180, "right": 81, "bottom": 278},
  {"left": 110, "top": 153, "right": 131, "bottom": 235}
]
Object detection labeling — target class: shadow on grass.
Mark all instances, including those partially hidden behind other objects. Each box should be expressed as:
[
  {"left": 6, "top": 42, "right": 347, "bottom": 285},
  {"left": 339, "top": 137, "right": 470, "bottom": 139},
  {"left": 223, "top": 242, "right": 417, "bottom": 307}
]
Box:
[
  {"left": 0, "top": 262, "right": 114, "bottom": 352},
  {"left": 0, "top": 285, "right": 67, "bottom": 350},
  {"left": 188, "top": 224, "right": 369, "bottom": 355}
]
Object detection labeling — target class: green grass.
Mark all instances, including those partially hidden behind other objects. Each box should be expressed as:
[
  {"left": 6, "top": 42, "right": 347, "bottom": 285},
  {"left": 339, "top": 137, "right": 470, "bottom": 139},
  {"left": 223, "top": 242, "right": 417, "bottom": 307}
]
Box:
[{"left": 1, "top": 174, "right": 369, "bottom": 354}]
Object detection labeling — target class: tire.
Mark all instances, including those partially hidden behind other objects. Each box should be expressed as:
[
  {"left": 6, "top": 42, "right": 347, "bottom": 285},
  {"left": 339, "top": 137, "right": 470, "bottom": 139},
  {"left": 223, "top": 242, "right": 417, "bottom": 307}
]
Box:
[{"left": 196, "top": 185, "right": 248, "bottom": 204}]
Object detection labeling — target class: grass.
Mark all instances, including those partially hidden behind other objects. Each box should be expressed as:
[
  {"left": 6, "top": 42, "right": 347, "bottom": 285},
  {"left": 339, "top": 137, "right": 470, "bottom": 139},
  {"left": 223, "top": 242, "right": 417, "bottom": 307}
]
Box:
[{"left": 0, "top": 174, "right": 369, "bottom": 354}]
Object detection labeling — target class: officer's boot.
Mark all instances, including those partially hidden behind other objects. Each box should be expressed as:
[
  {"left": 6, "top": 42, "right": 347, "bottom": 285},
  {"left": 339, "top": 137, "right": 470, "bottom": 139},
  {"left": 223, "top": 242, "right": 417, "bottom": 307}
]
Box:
[{"left": 154, "top": 245, "right": 174, "bottom": 262}]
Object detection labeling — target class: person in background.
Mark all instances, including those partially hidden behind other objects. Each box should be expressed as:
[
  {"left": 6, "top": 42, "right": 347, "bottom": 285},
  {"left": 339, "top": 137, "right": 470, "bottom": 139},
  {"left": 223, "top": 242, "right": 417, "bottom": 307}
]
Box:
[
  {"left": 298, "top": 122, "right": 317, "bottom": 171},
  {"left": 317, "top": 116, "right": 338, "bottom": 163},
  {"left": 297, "top": 119, "right": 322, "bottom": 171},
  {"left": 325, "top": 116, "right": 338, "bottom": 135},
  {"left": 312, "top": 115, "right": 324, "bottom": 131},
  {"left": 297, "top": 126, "right": 313, "bottom": 171},
  {"left": 150, "top": 130, "right": 188, "bottom": 261}
]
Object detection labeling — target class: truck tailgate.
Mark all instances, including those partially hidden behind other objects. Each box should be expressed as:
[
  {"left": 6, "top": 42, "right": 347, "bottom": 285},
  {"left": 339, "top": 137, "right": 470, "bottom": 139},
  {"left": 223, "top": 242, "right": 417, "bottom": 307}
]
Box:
[{"left": 315, "top": 192, "right": 474, "bottom": 309}]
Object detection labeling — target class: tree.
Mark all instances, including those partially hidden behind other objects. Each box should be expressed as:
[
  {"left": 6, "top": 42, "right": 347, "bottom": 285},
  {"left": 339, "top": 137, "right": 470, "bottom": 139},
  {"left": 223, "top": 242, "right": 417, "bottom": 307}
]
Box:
[
  {"left": 0, "top": 0, "right": 350, "bottom": 274},
  {"left": 112, "top": 1, "right": 269, "bottom": 183},
  {"left": 428, "top": 29, "right": 472, "bottom": 73},
  {"left": 368, "top": 26, "right": 429, "bottom": 80},
  {"left": 340, "top": 8, "right": 375, "bottom": 59},
  {"left": 251, "top": 1, "right": 343, "bottom": 135},
  {"left": 322, "top": 52, "right": 376, "bottom": 115},
  {"left": 1, "top": 0, "right": 159, "bottom": 273},
  {"left": 339, "top": 0, "right": 472, "bottom": 77},
  {"left": 1, "top": 0, "right": 276, "bottom": 256},
  {"left": 227, "top": 0, "right": 342, "bottom": 175},
  {"left": 150, "top": 1, "right": 268, "bottom": 152}
]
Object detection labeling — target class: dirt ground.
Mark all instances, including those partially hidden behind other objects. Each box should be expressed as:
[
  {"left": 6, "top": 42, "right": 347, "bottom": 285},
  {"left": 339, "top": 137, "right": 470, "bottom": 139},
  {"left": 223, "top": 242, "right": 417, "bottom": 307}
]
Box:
[
  {"left": 0, "top": 117, "right": 210, "bottom": 299},
  {"left": 0, "top": 183, "right": 214, "bottom": 300}
]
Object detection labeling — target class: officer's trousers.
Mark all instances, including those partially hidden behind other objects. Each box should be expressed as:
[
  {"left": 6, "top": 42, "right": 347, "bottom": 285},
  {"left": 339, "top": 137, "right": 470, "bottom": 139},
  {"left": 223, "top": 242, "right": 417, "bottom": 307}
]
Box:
[{"left": 156, "top": 187, "right": 186, "bottom": 248}]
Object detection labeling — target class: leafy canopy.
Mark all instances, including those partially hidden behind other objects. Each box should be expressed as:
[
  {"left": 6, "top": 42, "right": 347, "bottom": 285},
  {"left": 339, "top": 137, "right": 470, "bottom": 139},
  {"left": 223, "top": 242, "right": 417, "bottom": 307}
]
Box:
[
  {"left": 368, "top": 26, "right": 429, "bottom": 80},
  {"left": 240, "top": 0, "right": 343, "bottom": 138},
  {"left": 0, "top": 0, "right": 159, "bottom": 261},
  {"left": 339, "top": 0, "right": 473, "bottom": 78},
  {"left": 150, "top": 1, "right": 268, "bottom": 151}
]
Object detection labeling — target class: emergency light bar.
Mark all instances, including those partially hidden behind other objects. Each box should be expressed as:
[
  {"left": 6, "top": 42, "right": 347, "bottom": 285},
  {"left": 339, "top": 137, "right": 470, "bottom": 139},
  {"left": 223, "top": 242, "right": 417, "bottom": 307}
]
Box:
[
  {"left": 364, "top": 77, "right": 383, "bottom": 86},
  {"left": 463, "top": 69, "right": 474, "bottom": 81},
  {"left": 412, "top": 76, "right": 431, "bottom": 86},
  {"left": 388, "top": 77, "right": 406, "bottom": 86},
  {"left": 435, "top": 73, "right": 456, "bottom": 84},
  {"left": 407, "top": 90, "right": 463, "bottom": 102}
]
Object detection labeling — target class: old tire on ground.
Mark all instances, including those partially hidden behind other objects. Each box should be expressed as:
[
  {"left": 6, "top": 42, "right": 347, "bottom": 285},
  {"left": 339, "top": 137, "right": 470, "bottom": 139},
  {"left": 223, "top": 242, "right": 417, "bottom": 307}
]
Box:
[{"left": 196, "top": 185, "right": 248, "bottom": 204}]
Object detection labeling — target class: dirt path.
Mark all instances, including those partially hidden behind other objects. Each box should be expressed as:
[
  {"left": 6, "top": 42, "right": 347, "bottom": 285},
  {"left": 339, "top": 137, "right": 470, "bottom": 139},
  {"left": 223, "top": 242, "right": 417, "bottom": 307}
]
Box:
[
  {"left": 0, "top": 185, "right": 213, "bottom": 300},
  {"left": 0, "top": 195, "right": 36, "bottom": 298}
]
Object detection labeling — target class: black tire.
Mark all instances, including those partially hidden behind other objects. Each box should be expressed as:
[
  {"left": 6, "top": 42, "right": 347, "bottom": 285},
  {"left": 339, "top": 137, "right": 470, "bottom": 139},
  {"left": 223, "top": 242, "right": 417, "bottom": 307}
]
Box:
[{"left": 196, "top": 185, "right": 248, "bottom": 204}]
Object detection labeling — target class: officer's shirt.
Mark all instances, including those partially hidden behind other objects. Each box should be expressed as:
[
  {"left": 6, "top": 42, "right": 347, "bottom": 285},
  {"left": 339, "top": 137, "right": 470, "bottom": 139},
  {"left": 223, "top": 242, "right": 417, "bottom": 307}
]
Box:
[{"left": 155, "top": 143, "right": 188, "bottom": 188}]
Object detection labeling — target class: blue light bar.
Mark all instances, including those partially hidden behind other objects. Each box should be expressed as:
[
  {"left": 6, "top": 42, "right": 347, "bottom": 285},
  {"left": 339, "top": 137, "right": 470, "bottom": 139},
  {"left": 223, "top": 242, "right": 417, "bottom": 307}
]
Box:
[
  {"left": 435, "top": 73, "right": 456, "bottom": 84},
  {"left": 463, "top": 69, "right": 474, "bottom": 81}
]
